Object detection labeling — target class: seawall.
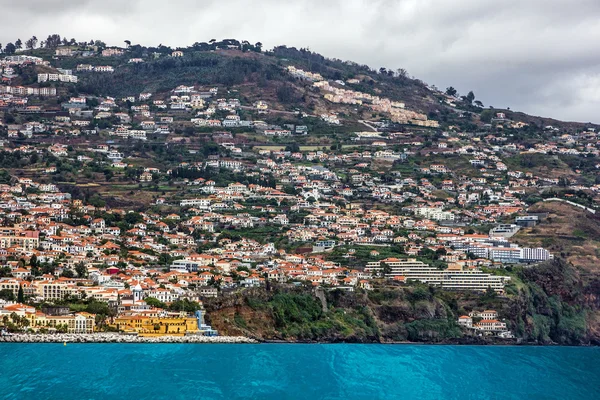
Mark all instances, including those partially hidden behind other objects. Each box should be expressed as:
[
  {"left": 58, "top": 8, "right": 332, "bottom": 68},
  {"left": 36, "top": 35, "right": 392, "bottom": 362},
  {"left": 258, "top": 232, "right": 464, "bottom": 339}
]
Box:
[{"left": 0, "top": 333, "right": 258, "bottom": 344}]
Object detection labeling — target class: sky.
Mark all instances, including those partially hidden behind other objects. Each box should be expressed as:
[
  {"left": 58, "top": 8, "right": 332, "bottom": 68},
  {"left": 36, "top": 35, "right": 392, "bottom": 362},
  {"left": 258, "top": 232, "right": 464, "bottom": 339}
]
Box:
[{"left": 1, "top": 0, "right": 599, "bottom": 123}]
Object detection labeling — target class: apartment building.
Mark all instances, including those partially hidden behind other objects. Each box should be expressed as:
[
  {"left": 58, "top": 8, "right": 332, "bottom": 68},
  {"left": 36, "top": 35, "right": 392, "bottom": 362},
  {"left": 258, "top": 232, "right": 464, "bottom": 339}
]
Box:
[
  {"left": 367, "top": 258, "right": 510, "bottom": 293},
  {"left": 0, "top": 230, "right": 39, "bottom": 250},
  {"left": 415, "top": 207, "right": 455, "bottom": 221}
]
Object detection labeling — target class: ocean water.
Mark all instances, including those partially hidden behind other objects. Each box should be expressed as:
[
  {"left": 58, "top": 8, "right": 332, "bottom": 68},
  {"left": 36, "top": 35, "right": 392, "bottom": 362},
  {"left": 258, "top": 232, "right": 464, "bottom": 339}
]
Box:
[{"left": 0, "top": 344, "right": 598, "bottom": 400}]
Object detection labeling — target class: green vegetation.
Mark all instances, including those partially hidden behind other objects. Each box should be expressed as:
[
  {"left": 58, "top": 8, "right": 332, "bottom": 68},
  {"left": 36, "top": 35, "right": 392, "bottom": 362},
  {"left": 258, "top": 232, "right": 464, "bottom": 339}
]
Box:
[
  {"left": 326, "top": 245, "right": 406, "bottom": 268},
  {"left": 511, "top": 259, "right": 589, "bottom": 344},
  {"left": 0, "top": 289, "right": 16, "bottom": 301},
  {"left": 205, "top": 257, "right": 596, "bottom": 345},
  {"left": 144, "top": 297, "right": 202, "bottom": 313},
  {"left": 269, "top": 291, "right": 379, "bottom": 340}
]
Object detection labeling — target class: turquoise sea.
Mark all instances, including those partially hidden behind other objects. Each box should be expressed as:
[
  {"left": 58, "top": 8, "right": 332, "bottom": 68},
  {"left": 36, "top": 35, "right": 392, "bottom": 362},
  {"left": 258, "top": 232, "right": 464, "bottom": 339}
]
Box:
[{"left": 0, "top": 344, "right": 598, "bottom": 399}]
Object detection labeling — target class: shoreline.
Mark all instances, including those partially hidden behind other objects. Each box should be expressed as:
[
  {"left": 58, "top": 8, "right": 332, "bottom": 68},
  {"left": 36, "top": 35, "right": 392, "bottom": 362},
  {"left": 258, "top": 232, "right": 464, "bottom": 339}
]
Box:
[
  {"left": 1, "top": 334, "right": 596, "bottom": 346},
  {"left": 0, "top": 333, "right": 257, "bottom": 344}
]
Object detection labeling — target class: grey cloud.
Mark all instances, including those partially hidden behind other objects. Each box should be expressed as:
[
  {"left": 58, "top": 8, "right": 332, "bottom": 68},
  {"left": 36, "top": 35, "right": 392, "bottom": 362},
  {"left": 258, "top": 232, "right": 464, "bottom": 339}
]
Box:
[{"left": 1, "top": 0, "right": 598, "bottom": 122}]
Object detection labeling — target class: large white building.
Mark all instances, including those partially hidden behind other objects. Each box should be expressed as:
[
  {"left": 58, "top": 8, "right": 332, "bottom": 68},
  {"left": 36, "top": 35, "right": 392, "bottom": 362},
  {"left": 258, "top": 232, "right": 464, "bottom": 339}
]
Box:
[
  {"left": 366, "top": 258, "right": 510, "bottom": 293},
  {"left": 180, "top": 198, "right": 212, "bottom": 208},
  {"left": 520, "top": 248, "right": 553, "bottom": 262},
  {"left": 415, "top": 207, "right": 455, "bottom": 221},
  {"left": 38, "top": 73, "right": 78, "bottom": 83}
]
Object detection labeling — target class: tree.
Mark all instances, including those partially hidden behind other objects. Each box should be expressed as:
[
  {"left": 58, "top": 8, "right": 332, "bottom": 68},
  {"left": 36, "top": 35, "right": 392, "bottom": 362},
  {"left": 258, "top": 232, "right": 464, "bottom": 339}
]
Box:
[
  {"left": 276, "top": 84, "right": 296, "bottom": 103},
  {"left": 445, "top": 87, "right": 457, "bottom": 96},
  {"left": 381, "top": 262, "right": 392, "bottom": 276},
  {"left": 559, "top": 177, "right": 570, "bottom": 187},
  {"left": 41, "top": 262, "right": 56, "bottom": 275},
  {"left": 144, "top": 297, "right": 166, "bottom": 309},
  {"left": 60, "top": 269, "right": 75, "bottom": 278},
  {"left": 124, "top": 212, "right": 143, "bottom": 224},
  {"left": 45, "top": 34, "right": 62, "bottom": 49},
  {"left": 124, "top": 40, "right": 131, "bottom": 48},
  {"left": 480, "top": 109, "right": 494, "bottom": 124},
  {"left": 30, "top": 255, "right": 41, "bottom": 277},
  {"left": 464, "top": 91, "right": 475, "bottom": 104},
  {"left": 285, "top": 143, "right": 300, "bottom": 153},
  {"left": 0, "top": 289, "right": 15, "bottom": 301},
  {"left": 158, "top": 253, "right": 172, "bottom": 266},
  {"left": 0, "top": 43, "right": 3, "bottom": 53},
  {"left": 75, "top": 262, "right": 88, "bottom": 278},
  {"left": 168, "top": 299, "right": 202, "bottom": 313},
  {"left": 17, "top": 285, "right": 24, "bottom": 303},
  {"left": 4, "top": 42, "right": 16, "bottom": 55},
  {"left": 14, "top": 39, "right": 22, "bottom": 50},
  {"left": 482, "top": 286, "right": 497, "bottom": 302}
]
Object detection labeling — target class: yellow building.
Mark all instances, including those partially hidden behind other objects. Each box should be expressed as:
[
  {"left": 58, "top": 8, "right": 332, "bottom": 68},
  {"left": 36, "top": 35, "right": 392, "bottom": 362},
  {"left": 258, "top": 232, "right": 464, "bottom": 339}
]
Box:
[
  {"left": 110, "top": 315, "right": 199, "bottom": 336},
  {"left": 25, "top": 311, "right": 96, "bottom": 333}
]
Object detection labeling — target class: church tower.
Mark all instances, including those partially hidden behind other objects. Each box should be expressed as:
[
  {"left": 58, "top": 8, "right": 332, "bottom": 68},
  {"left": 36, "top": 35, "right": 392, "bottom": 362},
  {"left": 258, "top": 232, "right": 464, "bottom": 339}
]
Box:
[{"left": 132, "top": 284, "right": 143, "bottom": 304}]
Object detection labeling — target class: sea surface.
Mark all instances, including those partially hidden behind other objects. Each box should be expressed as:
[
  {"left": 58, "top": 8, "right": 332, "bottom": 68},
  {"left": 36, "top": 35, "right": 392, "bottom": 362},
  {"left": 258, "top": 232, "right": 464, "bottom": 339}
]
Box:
[{"left": 0, "top": 344, "right": 598, "bottom": 399}]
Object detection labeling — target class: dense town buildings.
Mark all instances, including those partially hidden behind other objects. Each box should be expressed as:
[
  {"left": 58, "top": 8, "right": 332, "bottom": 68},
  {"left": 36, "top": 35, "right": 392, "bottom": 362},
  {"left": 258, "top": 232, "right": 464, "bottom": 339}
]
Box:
[{"left": 0, "top": 41, "right": 597, "bottom": 339}]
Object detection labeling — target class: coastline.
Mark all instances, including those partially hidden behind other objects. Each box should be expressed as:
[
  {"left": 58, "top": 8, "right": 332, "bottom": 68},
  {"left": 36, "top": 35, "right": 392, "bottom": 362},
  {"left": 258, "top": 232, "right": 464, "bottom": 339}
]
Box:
[
  {"left": 0, "top": 333, "right": 257, "bottom": 344},
  {"left": 1, "top": 334, "right": 595, "bottom": 346}
]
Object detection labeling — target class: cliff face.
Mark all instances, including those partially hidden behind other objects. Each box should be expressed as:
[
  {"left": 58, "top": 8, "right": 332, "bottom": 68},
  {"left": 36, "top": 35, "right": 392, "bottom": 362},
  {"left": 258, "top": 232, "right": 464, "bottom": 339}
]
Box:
[
  {"left": 508, "top": 260, "right": 593, "bottom": 344},
  {"left": 204, "top": 260, "right": 600, "bottom": 345}
]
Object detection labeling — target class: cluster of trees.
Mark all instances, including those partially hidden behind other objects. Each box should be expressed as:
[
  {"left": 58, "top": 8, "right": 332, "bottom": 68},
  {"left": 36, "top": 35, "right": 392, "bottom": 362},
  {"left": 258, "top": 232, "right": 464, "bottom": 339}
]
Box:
[
  {"left": 188, "top": 39, "right": 262, "bottom": 53},
  {"left": 0, "top": 33, "right": 108, "bottom": 54},
  {"left": 1, "top": 313, "right": 30, "bottom": 332},
  {"left": 144, "top": 297, "right": 202, "bottom": 312},
  {"left": 171, "top": 166, "right": 276, "bottom": 188},
  {"left": 74, "top": 51, "right": 285, "bottom": 96},
  {"left": 445, "top": 87, "right": 483, "bottom": 107},
  {"left": 1, "top": 35, "right": 261, "bottom": 56},
  {"left": 272, "top": 46, "right": 415, "bottom": 88},
  {"left": 24, "top": 254, "right": 62, "bottom": 277},
  {"left": 57, "top": 262, "right": 88, "bottom": 279},
  {"left": 0, "top": 284, "right": 24, "bottom": 303}
]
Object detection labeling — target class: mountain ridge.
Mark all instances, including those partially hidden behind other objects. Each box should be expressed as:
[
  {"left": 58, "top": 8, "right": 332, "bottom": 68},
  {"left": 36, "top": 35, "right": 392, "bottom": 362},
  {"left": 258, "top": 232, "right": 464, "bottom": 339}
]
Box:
[{"left": 9, "top": 38, "right": 599, "bottom": 130}]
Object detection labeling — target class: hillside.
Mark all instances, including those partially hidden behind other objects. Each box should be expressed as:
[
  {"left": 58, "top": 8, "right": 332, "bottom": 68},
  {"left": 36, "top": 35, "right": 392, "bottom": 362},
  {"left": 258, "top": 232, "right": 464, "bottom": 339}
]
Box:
[
  {"left": 1, "top": 37, "right": 599, "bottom": 345},
  {"left": 18, "top": 40, "right": 599, "bottom": 134},
  {"left": 204, "top": 259, "right": 598, "bottom": 345},
  {"left": 513, "top": 201, "right": 600, "bottom": 275}
]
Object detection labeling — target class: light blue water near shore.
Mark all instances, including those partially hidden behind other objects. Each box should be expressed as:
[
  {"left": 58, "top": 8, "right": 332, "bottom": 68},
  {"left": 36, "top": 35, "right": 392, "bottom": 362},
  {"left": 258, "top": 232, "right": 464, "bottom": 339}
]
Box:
[{"left": 0, "top": 344, "right": 598, "bottom": 400}]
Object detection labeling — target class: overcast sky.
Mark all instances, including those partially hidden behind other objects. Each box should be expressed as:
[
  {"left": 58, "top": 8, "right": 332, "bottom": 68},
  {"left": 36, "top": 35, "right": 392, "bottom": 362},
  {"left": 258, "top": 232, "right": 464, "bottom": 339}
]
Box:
[{"left": 1, "top": 0, "right": 599, "bottom": 123}]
